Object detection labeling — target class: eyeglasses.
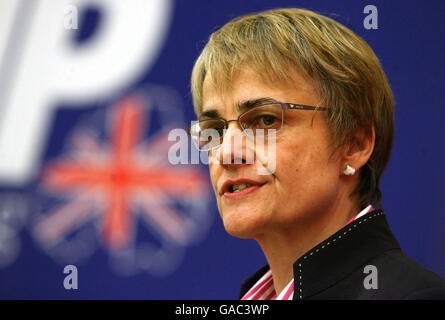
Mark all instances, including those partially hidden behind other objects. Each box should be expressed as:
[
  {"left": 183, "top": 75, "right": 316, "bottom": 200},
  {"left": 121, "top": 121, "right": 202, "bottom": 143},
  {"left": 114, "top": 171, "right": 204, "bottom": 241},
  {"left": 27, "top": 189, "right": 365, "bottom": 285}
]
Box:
[{"left": 187, "top": 102, "right": 328, "bottom": 151}]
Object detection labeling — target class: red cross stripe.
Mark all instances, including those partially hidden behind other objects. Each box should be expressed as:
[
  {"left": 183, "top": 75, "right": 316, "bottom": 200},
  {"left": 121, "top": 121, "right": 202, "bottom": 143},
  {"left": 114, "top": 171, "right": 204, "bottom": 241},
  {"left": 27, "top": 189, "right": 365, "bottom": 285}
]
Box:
[{"left": 35, "top": 96, "right": 207, "bottom": 251}]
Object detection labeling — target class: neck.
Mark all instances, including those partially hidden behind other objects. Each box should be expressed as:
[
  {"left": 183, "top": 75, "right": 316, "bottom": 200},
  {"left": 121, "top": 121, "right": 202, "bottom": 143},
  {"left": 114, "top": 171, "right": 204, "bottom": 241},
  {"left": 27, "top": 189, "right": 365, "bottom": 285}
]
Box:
[{"left": 254, "top": 195, "right": 360, "bottom": 296}]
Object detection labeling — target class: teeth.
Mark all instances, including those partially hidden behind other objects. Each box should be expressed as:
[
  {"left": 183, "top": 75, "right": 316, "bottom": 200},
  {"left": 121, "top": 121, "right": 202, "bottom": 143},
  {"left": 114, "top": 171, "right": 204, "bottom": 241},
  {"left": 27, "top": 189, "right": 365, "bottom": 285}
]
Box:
[{"left": 232, "top": 183, "right": 252, "bottom": 192}]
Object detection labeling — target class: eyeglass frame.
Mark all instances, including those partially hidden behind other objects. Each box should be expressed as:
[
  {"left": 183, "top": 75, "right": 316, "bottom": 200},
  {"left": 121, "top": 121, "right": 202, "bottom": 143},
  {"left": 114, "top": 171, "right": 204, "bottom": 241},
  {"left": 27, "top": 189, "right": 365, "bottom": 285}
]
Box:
[{"left": 187, "top": 101, "right": 328, "bottom": 150}]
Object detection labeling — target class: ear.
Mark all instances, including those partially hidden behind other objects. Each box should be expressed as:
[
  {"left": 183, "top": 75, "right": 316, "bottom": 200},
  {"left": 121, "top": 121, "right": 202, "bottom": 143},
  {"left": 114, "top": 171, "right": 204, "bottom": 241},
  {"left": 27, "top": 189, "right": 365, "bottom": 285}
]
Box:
[{"left": 341, "top": 125, "right": 375, "bottom": 174}]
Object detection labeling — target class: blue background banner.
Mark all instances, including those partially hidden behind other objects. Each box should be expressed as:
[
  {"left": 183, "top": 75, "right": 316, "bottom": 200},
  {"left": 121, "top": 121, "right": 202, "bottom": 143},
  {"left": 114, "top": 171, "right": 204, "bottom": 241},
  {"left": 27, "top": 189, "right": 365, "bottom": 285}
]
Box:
[{"left": 0, "top": 0, "right": 444, "bottom": 299}]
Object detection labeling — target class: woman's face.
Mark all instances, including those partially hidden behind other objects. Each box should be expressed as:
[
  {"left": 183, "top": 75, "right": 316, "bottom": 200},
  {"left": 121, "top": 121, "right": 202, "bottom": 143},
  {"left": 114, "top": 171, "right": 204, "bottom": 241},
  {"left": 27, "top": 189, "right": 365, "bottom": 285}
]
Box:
[{"left": 202, "top": 68, "right": 345, "bottom": 239}]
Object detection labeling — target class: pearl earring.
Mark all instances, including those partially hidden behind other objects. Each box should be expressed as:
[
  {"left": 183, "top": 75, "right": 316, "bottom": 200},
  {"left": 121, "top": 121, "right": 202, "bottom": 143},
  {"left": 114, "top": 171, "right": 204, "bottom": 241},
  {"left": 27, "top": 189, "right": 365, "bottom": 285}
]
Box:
[{"left": 344, "top": 165, "right": 355, "bottom": 176}]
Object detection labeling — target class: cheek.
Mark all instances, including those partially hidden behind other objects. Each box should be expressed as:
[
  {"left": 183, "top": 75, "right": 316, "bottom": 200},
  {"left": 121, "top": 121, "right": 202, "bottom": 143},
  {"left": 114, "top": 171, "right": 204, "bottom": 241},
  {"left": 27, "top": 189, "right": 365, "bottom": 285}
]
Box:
[
  {"left": 276, "top": 138, "right": 317, "bottom": 175},
  {"left": 208, "top": 163, "right": 219, "bottom": 195},
  {"left": 276, "top": 136, "right": 338, "bottom": 194},
  {"left": 209, "top": 164, "right": 225, "bottom": 217},
  {"left": 272, "top": 145, "right": 340, "bottom": 224}
]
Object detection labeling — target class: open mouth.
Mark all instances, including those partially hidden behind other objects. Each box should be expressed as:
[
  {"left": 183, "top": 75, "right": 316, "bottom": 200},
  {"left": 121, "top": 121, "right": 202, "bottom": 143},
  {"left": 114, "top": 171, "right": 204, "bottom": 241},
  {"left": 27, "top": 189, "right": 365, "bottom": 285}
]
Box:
[
  {"left": 230, "top": 183, "right": 253, "bottom": 193},
  {"left": 222, "top": 179, "right": 266, "bottom": 199}
]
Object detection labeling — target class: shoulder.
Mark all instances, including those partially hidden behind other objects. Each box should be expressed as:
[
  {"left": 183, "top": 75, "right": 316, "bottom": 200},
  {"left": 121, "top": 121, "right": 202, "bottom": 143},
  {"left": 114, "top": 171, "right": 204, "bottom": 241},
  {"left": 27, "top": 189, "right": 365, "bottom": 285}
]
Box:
[
  {"left": 402, "top": 287, "right": 445, "bottom": 300},
  {"left": 311, "top": 248, "right": 445, "bottom": 300},
  {"left": 360, "top": 248, "right": 445, "bottom": 299},
  {"left": 309, "top": 248, "right": 445, "bottom": 300}
]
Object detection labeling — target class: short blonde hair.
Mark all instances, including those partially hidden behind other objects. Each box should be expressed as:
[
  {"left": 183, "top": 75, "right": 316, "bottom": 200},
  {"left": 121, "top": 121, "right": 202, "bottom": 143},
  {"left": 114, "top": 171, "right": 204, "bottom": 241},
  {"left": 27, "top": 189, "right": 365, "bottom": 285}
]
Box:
[{"left": 191, "top": 8, "right": 394, "bottom": 208}]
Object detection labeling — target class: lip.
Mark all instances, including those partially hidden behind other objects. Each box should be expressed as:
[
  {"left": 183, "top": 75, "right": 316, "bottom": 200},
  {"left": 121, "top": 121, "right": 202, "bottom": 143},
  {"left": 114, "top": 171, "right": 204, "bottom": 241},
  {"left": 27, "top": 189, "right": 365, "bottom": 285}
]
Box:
[{"left": 220, "top": 178, "right": 266, "bottom": 199}]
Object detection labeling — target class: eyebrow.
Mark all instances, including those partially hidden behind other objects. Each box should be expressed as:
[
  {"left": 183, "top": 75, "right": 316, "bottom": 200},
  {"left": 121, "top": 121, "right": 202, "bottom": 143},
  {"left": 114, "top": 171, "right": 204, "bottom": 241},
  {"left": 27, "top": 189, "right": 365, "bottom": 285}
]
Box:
[
  {"left": 199, "top": 109, "right": 221, "bottom": 120},
  {"left": 199, "top": 97, "right": 277, "bottom": 120}
]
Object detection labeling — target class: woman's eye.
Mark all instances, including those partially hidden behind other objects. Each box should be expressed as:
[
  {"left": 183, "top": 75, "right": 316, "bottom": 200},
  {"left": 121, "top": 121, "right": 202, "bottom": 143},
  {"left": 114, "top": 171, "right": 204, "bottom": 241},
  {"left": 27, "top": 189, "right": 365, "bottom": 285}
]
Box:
[{"left": 260, "top": 115, "right": 277, "bottom": 126}]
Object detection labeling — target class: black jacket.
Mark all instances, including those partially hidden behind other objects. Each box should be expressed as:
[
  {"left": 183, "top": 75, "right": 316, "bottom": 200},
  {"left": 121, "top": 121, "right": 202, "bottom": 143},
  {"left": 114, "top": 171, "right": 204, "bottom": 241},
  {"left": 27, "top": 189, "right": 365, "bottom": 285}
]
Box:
[{"left": 239, "top": 210, "right": 445, "bottom": 300}]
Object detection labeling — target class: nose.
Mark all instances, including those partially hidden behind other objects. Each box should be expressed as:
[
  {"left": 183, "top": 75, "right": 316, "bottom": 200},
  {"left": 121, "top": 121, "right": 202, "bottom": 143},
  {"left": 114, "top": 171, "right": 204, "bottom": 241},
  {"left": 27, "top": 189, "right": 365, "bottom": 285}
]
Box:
[{"left": 213, "top": 122, "right": 252, "bottom": 166}]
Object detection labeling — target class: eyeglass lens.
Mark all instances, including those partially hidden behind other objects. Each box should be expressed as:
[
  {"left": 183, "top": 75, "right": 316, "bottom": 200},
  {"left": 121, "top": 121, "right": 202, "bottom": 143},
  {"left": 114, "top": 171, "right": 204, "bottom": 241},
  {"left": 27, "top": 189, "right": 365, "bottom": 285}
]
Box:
[{"left": 193, "top": 104, "right": 283, "bottom": 150}]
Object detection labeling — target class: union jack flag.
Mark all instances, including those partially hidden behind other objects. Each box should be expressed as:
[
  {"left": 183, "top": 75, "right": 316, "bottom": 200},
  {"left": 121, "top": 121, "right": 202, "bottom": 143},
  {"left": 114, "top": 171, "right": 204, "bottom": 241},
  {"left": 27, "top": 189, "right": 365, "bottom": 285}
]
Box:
[{"left": 33, "top": 94, "right": 210, "bottom": 256}]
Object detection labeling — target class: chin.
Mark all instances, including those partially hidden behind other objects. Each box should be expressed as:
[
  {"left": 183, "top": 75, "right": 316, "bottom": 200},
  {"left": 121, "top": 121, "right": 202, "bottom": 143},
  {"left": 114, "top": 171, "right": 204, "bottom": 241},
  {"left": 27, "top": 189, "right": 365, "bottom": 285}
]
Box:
[{"left": 220, "top": 207, "right": 267, "bottom": 239}]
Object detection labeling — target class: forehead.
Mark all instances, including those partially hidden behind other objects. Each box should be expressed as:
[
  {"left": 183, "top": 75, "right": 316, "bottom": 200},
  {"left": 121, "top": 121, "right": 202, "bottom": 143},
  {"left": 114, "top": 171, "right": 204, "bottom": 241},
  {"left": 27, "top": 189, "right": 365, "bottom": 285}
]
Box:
[{"left": 201, "top": 67, "right": 320, "bottom": 117}]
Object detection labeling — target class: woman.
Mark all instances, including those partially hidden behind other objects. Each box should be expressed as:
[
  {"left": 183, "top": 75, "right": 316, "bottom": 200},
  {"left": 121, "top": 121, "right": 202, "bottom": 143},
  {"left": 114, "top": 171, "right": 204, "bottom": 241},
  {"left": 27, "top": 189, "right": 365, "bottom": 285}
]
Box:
[{"left": 188, "top": 8, "right": 445, "bottom": 299}]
